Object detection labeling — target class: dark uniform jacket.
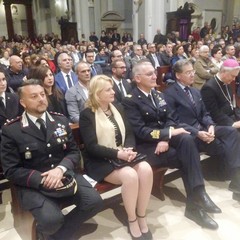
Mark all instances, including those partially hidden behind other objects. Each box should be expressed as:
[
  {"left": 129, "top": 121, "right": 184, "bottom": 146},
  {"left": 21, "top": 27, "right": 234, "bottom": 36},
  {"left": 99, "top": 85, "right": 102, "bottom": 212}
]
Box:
[
  {"left": 1, "top": 111, "right": 80, "bottom": 190},
  {"left": 0, "top": 92, "right": 20, "bottom": 134},
  {"left": 122, "top": 87, "right": 171, "bottom": 145},
  {"left": 201, "top": 77, "right": 236, "bottom": 126}
]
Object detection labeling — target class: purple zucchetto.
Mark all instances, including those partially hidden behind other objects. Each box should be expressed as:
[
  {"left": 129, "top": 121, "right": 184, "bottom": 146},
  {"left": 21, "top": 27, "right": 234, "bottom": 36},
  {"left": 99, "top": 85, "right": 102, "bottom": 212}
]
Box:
[{"left": 222, "top": 59, "right": 240, "bottom": 70}]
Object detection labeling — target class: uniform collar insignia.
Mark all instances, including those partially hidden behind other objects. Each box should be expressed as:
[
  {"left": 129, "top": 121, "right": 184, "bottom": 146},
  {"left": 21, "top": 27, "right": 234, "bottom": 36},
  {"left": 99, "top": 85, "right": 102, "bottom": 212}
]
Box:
[{"left": 21, "top": 111, "right": 55, "bottom": 127}]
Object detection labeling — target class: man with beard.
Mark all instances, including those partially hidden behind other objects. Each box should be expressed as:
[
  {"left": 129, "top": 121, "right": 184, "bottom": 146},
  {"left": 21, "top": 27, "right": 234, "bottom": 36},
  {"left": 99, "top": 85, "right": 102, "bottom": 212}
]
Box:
[
  {"left": 111, "top": 59, "right": 133, "bottom": 104},
  {"left": 1, "top": 79, "right": 103, "bottom": 240}
]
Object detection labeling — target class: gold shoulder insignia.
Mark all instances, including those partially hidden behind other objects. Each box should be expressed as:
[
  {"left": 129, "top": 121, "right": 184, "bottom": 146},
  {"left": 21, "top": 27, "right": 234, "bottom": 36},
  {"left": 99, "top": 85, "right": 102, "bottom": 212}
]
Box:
[
  {"left": 150, "top": 130, "right": 160, "bottom": 139},
  {"left": 5, "top": 116, "right": 21, "bottom": 125}
]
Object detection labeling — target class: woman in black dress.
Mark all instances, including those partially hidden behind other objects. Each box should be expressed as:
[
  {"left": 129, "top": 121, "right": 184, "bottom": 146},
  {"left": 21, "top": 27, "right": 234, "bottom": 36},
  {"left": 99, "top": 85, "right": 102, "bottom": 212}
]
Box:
[{"left": 80, "top": 75, "right": 153, "bottom": 240}]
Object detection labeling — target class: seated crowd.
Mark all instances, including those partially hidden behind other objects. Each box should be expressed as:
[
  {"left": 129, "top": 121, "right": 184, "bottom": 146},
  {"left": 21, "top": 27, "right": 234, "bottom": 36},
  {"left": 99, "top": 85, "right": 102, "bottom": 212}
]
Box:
[{"left": 1, "top": 24, "right": 240, "bottom": 239}]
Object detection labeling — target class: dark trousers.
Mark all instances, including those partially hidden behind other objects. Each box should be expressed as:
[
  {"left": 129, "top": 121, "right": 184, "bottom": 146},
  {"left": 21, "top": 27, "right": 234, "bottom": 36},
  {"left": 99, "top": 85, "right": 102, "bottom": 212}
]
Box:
[
  {"left": 196, "top": 126, "right": 240, "bottom": 176},
  {"left": 137, "top": 133, "right": 204, "bottom": 197},
  {"left": 28, "top": 174, "right": 103, "bottom": 240}
]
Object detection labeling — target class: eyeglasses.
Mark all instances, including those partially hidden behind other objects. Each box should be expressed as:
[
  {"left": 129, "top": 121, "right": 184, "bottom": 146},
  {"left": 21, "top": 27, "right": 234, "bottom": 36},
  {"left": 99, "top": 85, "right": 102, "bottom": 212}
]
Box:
[
  {"left": 114, "top": 55, "right": 123, "bottom": 58},
  {"left": 137, "top": 71, "right": 157, "bottom": 77},
  {"left": 182, "top": 70, "right": 195, "bottom": 76}
]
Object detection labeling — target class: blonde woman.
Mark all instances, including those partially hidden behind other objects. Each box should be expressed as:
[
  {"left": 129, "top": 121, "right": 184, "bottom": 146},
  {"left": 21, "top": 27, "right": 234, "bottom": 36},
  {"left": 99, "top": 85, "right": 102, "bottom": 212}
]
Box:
[{"left": 80, "top": 75, "right": 153, "bottom": 240}]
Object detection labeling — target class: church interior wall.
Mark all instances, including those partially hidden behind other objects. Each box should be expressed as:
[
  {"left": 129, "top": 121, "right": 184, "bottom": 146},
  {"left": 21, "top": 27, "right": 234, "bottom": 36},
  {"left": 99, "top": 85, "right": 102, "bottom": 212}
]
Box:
[{"left": 0, "top": 0, "right": 238, "bottom": 41}]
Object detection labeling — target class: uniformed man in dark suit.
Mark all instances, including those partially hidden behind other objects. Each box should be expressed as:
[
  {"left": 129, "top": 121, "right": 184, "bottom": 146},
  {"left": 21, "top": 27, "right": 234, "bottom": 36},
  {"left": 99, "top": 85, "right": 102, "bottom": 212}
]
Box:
[
  {"left": 1, "top": 79, "right": 103, "bottom": 240},
  {"left": 122, "top": 60, "right": 220, "bottom": 230}
]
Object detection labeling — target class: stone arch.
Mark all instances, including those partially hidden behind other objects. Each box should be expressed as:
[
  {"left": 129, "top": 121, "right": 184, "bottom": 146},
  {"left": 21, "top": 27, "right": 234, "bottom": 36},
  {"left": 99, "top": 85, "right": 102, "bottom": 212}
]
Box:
[{"left": 101, "top": 11, "right": 125, "bottom": 35}]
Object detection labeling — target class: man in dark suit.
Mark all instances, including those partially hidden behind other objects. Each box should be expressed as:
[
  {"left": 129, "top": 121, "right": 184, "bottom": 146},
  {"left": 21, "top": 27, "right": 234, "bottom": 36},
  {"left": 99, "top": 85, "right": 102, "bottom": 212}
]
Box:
[
  {"left": 0, "top": 69, "right": 20, "bottom": 185},
  {"left": 55, "top": 52, "right": 78, "bottom": 94},
  {"left": 111, "top": 29, "right": 121, "bottom": 44},
  {"left": 1, "top": 79, "right": 103, "bottom": 240},
  {"left": 84, "top": 50, "right": 103, "bottom": 77},
  {"left": 201, "top": 59, "right": 240, "bottom": 128},
  {"left": 5, "top": 55, "right": 26, "bottom": 92},
  {"left": 146, "top": 43, "right": 164, "bottom": 69},
  {"left": 131, "top": 44, "right": 146, "bottom": 67},
  {"left": 111, "top": 59, "right": 132, "bottom": 103},
  {"left": 159, "top": 43, "right": 173, "bottom": 66},
  {"left": 153, "top": 29, "right": 167, "bottom": 45},
  {"left": 122, "top": 60, "right": 220, "bottom": 230},
  {"left": 0, "top": 70, "right": 20, "bottom": 134},
  {"left": 164, "top": 59, "right": 240, "bottom": 201}
]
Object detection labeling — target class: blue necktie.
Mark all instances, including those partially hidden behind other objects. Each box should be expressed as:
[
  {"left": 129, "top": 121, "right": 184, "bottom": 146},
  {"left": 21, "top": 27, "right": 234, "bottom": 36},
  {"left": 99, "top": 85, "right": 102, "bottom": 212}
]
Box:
[
  {"left": 184, "top": 87, "right": 195, "bottom": 106},
  {"left": 66, "top": 74, "right": 73, "bottom": 88},
  {"left": 91, "top": 65, "right": 97, "bottom": 76}
]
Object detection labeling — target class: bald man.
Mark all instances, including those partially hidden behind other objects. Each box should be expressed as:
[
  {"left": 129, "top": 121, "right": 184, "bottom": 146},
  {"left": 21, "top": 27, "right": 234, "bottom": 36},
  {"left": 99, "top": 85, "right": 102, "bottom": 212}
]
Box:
[{"left": 5, "top": 55, "right": 26, "bottom": 92}]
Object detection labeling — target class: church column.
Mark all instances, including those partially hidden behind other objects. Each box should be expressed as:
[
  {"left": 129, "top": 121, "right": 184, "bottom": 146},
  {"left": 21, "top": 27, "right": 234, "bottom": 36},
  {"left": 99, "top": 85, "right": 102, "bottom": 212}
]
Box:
[
  {"left": 25, "top": 1, "right": 35, "bottom": 40},
  {"left": 132, "top": 1, "right": 140, "bottom": 42},
  {"left": 107, "top": 0, "right": 113, "bottom": 11},
  {"left": 94, "top": 0, "right": 101, "bottom": 37},
  {"left": 144, "top": 0, "right": 166, "bottom": 43},
  {"left": 67, "top": 0, "right": 73, "bottom": 22},
  {"left": 3, "top": 1, "right": 14, "bottom": 40},
  {"left": 74, "top": 0, "right": 82, "bottom": 41},
  {"left": 79, "top": 0, "right": 90, "bottom": 40}
]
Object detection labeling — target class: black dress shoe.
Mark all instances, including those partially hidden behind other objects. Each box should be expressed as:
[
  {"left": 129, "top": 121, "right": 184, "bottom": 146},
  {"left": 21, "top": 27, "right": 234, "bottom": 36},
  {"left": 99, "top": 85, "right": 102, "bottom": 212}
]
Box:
[
  {"left": 128, "top": 219, "right": 145, "bottom": 240},
  {"left": 229, "top": 181, "right": 240, "bottom": 194},
  {"left": 141, "top": 230, "right": 153, "bottom": 240},
  {"left": 194, "top": 191, "right": 222, "bottom": 214},
  {"left": 185, "top": 205, "right": 218, "bottom": 230},
  {"left": 36, "top": 225, "right": 55, "bottom": 240},
  {"left": 232, "top": 192, "right": 240, "bottom": 201},
  {"left": 229, "top": 168, "right": 240, "bottom": 194}
]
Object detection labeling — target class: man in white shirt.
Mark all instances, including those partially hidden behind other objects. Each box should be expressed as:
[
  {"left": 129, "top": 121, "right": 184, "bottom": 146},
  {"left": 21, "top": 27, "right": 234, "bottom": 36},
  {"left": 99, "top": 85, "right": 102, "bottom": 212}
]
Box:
[
  {"left": 55, "top": 52, "right": 78, "bottom": 94},
  {"left": 146, "top": 43, "right": 163, "bottom": 69},
  {"left": 111, "top": 59, "right": 133, "bottom": 104}
]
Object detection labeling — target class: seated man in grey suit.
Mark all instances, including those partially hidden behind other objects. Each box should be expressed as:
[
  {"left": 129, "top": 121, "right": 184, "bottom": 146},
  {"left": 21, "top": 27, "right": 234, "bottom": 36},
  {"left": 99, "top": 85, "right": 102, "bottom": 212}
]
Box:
[
  {"left": 111, "top": 59, "right": 133, "bottom": 104},
  {"left": 65, "top": 61, "right": 90, "bottom": 123}
]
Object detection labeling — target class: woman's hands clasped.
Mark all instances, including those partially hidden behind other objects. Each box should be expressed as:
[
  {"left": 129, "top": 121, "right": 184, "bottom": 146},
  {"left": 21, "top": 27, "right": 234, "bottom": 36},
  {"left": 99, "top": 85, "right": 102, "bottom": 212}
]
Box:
[{"left": 117, "top": 148, "right": 137, "bottom": 162}]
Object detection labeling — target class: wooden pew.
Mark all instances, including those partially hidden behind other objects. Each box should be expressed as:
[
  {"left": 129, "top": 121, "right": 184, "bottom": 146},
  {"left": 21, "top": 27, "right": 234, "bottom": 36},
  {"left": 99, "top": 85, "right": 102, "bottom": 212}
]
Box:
[
  {"left": 0, "top": 164, "right": 10, "bottom": 204},
  {"left": 10, "top": 123, "right": 168, "bottom": 240},
  {"left": 156, "top": 65, "right": 171, "bottom": 92}
]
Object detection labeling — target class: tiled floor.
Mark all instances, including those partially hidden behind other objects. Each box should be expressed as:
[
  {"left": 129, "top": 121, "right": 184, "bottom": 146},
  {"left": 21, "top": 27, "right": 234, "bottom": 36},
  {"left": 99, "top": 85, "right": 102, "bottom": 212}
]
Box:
[{"left": 1, "top": 159, "right": 240, "bottom": 240}]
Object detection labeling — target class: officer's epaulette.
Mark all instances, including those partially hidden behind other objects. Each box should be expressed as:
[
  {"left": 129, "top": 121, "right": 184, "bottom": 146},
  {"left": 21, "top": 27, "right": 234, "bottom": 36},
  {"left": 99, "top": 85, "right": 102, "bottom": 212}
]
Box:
[
  {"left": 4, "top": 116, "right": 21, "bottom": 125},
  {"left": 126, "top": 94, "right": 132, "bottom": 98},
  {"left": 49, "top": 111, "right": 64, "bottom": 116}
]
